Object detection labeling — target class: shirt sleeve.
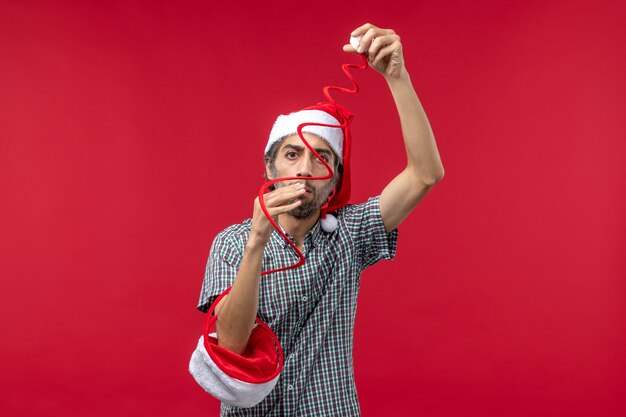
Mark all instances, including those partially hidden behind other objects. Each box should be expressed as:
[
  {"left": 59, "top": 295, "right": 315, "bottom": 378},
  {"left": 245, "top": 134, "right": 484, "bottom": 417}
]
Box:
[
  {"left": 197, "top": 231, "right": 244, "bottom": 313},
  {"left": 341, "top": 195, "right": 399, "bottom": 269}
]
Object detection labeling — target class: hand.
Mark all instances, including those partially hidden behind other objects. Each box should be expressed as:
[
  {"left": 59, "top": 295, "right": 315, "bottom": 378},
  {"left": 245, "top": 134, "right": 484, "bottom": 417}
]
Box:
[
  {"left": 249, "top": 183, "right": 306, "bottom": 246},
  {"left": 343, "top": 23, "right": 405, "bottom": 79}
]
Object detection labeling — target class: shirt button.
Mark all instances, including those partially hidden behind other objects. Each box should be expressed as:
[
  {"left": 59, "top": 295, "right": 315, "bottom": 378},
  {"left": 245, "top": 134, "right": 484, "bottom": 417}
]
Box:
[
  {"left": 301, "top": 296, "right": 308, "bottom": 302},
  {"left": 287, "top": 384, "right": 294, "bottom": 391}
]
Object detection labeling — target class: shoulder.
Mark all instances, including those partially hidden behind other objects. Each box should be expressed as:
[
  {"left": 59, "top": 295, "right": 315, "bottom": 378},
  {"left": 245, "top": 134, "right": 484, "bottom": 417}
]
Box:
[
  {"left": 336, "top": 196, "right": 381, "bottom": 221},
  {"left": 209, "top": 219, "right": 252, "bottom": 259},
  {"left": 215, "top": 219, "right": 252, "bottom": 241}
]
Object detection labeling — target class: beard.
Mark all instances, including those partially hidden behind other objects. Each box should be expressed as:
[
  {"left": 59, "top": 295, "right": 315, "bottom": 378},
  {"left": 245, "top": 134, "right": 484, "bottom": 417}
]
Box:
[
  {"left": 288, "top": 179, "right": 336, "bottom": 219},
  {"left": 270, "top": 168, "right": 339, "bottom": 220}
]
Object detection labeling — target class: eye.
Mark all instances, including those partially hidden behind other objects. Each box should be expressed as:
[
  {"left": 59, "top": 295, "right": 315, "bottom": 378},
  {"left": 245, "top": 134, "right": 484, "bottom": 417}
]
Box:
[
  {"left": 315, "top": 154, "right": 330, "bottom": 163},
  {"left": 285, "top": 151, "right": 298, "bottom": 160}
]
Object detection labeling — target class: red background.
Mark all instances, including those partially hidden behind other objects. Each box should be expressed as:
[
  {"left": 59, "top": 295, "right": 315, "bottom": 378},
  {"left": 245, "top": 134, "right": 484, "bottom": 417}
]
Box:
[{"left": 1, "top": 1, "right": 624, "bottom": 416}]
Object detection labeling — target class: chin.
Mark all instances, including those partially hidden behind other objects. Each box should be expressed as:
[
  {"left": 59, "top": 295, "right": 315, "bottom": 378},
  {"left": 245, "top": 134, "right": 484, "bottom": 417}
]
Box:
[{"left": 289, "top": 203, "right": 319, "bottom": 219}]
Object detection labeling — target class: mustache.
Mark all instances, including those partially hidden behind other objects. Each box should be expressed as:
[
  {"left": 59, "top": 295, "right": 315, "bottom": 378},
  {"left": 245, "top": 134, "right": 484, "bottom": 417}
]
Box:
[{"left": 290, "top": 180, "right": 315, "bottom": 193}]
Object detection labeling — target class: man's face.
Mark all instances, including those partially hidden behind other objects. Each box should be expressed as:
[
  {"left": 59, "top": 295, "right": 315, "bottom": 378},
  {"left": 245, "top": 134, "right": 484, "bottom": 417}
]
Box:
[{"left": 266, "top": 133, "right": 339, "bottom": 219}]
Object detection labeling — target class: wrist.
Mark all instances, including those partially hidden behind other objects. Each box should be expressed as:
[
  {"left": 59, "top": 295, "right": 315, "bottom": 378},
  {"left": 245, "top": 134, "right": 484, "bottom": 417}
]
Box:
[
  {"left": 245, "top": 233, "right": 269, "bottom": 252},
  {"left": 385, "top": 66, "right": 411, "bottom": 85}
]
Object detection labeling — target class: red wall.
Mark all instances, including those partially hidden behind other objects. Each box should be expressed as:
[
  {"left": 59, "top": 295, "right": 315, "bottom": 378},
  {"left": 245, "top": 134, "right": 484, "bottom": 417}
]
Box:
[{"left": 1, "top": 1, "right": 624, "bottom": 416}]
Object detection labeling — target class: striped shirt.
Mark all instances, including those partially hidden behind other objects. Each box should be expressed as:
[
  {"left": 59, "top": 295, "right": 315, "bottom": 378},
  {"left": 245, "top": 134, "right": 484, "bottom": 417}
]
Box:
[{"left": 197, "top": 196, "right": 398, "bottom": 416}]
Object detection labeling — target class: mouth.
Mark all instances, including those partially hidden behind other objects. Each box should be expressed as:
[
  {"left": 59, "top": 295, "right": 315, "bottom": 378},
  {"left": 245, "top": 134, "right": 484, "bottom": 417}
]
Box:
[{"left": 292, "top": 181, "right": 314, "bottom": 194}]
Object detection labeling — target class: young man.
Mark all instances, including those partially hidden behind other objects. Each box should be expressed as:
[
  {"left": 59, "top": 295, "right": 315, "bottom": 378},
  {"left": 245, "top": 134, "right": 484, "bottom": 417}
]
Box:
[{"left": 193, "top": 23, "right": 444, "bottom": 416}]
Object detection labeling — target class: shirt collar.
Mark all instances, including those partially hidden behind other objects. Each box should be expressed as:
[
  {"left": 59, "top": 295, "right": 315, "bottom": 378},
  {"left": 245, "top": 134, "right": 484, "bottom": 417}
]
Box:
[{"left": 270, "top": 219, "right": 325, "bottom": 251}]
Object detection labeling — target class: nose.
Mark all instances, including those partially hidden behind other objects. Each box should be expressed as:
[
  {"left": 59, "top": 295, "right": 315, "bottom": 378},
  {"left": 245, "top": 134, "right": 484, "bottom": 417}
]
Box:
[{"left": 296, "top": 154, "right": 314, "bottom": 177}]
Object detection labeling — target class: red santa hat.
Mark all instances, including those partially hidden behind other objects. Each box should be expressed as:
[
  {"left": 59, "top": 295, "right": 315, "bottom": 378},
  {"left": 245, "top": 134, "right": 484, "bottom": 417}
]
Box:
[
  {"left": 189, "top": 288, "right": 283, "bottom": 407},
  {"left": 266, "top": 102, "right": 354, "bottom": 232}
]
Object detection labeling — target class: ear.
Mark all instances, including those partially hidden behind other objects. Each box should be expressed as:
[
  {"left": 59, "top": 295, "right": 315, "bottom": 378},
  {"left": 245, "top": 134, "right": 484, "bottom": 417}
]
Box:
[{"left": 264, "top": 159, "right": 273, "bottom": 181}]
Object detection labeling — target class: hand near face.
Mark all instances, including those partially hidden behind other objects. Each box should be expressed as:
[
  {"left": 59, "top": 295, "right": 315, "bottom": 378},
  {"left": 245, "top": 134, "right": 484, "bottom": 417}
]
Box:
[
  {"left": 249, "top": 184, "right": 305, "bottom": 245},
  {"left": 343, "top": 23, "right": 405, "bottom": 79}
]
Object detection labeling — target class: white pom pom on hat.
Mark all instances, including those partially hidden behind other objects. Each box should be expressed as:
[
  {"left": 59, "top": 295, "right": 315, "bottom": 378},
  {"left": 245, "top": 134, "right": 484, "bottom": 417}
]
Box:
[
  {"left": 349, "top": 35, "right": 370, "bottom": 53},
  {"left": 320, "top": 213, "right": 338, "bottom": 233}
]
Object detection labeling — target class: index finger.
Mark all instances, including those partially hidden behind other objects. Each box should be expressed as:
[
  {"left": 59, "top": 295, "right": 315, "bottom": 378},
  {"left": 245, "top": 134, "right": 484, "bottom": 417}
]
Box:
[{"left": 350, "top": 22, "right": 376, "bottom": 37}]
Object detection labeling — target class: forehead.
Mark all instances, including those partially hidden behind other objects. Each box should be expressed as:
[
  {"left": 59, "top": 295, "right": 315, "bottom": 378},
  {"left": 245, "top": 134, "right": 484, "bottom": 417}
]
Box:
[{"left": 279, "top": 133, "right": 333, "bottom": 151}]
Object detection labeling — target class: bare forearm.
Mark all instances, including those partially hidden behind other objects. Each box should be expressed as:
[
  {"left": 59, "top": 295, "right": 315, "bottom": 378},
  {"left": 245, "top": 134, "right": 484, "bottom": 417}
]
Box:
[
  {"left": 386, "top": 68, "right": 444, "bottom": 183},
  {"left": 215, "top": 184, "right": 305, "bottom": 354},
  {"left": 215, "top": 238, "right": 265, "bottom": 354}
]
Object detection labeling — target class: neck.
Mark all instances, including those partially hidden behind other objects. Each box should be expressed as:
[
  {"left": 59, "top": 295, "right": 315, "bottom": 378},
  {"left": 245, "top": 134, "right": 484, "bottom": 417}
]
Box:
[{"left": 277, "top": 210, "right": 320, "bottom": 251}]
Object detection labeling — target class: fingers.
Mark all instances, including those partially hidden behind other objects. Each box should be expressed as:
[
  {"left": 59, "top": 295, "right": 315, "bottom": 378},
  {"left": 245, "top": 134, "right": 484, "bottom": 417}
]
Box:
[
  {"left": 259, "top": 183, "right": 306, "bottom": 213},
  {"left": 350, "top": 22, "right": 375, "bottom": 37},
  {"left": 350, "top": 24, "right": 395, "bottom": 54},
  {"left": 343, "top": 44, "right": 358, "bottom": 54},
  {"left": 249, "top": 183, "right": 307, "bottom": 241},
  {"left": 368, "top": 34, "right": 401, "bottom": 63},
  {"left": 346, "top": 23, "right": 404, "bottom": 78},
  {"left": 268, "top": 199, "right": 302, "bottom": 217}
]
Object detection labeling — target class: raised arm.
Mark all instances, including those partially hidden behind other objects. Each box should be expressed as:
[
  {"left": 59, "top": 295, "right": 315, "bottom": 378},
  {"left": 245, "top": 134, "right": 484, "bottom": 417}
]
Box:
[{"left": 344, "top": 23, "right": 445, "bottom": 232}]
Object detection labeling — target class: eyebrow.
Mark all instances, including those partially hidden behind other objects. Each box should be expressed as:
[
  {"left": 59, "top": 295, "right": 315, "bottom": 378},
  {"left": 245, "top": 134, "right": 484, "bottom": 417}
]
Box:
[{"left": 282, "top": 144, "right": 333, "bottom": 159}]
